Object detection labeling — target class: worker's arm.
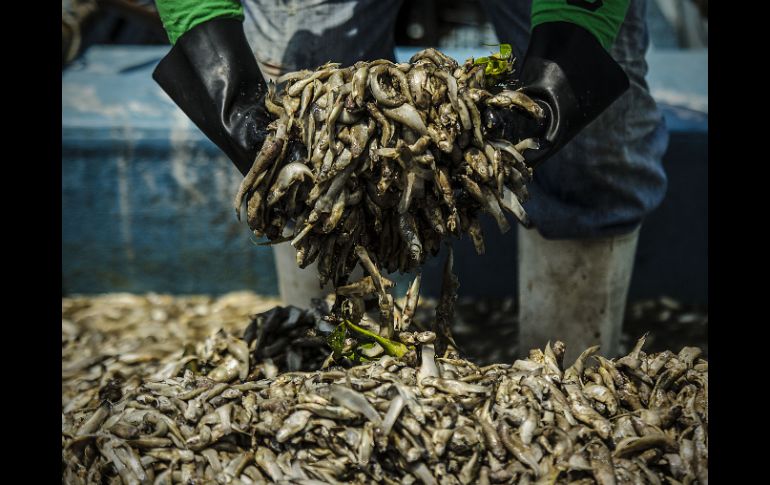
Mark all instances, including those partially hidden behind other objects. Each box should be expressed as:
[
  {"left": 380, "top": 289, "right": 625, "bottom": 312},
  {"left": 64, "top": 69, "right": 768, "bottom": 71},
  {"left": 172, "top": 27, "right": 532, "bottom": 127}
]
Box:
[
  {"left": 152, "top": 1, "right": 270, "bottom": 176},
  {"left": 485, "top": 0, "right": 631, "bottom": 169}
]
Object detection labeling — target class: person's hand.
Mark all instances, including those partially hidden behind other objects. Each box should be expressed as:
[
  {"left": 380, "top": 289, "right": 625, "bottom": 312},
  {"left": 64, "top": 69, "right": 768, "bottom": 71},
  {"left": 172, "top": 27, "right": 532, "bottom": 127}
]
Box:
[
  {"left": 153, "top": 18, "right": 271, "bottom": 176},
  {"left": 483, "top": 22, "right": 630, "bottom": 170}
]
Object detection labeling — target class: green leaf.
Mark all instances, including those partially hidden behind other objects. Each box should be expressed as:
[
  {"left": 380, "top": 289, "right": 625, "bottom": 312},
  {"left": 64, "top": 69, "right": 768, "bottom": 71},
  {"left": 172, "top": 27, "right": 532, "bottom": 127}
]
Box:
[
  {"left": 499, "top": 43, "right": 512, "bottom": 59},
  {"left": 485, "top": 59, "right": 509, "bottom": 76},
  {"left": 480, "top": 43, "right": 512, "bottom": 60},
  {"left": 327, "top": 322, "right": 348, "bottom": 358},
  {"left": 344, "top": 320, "right": 411, "bottom": 358},
  {"left": 474, "top": 43, "right": 514, "bottom": 84}
]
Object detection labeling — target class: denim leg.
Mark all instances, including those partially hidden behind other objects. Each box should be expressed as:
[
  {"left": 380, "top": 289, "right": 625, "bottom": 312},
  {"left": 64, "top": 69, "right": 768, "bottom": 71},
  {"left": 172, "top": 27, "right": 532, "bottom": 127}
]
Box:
[
  {"left": 241, "top": 0, "right": 404, "bottom": 78},
  {"left": 479, "top": 0, "right": 668, "bottom": 239}
]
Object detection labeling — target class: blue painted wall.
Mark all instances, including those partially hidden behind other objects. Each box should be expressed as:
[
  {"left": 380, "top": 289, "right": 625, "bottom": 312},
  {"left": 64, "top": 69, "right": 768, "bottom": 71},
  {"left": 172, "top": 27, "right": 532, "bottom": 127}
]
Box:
[{"left": 62, "top": 46, "right": 707, "bottom": 302}]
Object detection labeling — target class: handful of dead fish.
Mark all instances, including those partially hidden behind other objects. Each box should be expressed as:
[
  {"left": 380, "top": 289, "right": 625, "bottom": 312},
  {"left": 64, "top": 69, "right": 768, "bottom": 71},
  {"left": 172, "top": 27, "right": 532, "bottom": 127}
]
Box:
[
  {"left": 236, "top": 47, "right": 540, "bottom": 289},
  {"left": 63, "top": 295, "right": 707, "bottom": 485}
]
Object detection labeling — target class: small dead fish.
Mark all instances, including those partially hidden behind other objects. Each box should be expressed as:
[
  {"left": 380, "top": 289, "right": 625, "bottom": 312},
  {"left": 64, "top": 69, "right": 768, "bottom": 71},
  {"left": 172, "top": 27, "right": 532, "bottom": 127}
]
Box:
[
  {"left": 368, "top": 64, "right": 406, "bottom": 107},
  {"left": 276, "top": 410, "right": 313, "bottom": 442},
  {"left": 383, "top": 103, "right": 428, "bottom": 135},
  {"left": 564, "top": 384, "right": 612, "bottom": 439},
  {"left": 498, "top": 421, "right": 541, "bottom": 475},
  {"left": 329, "top": 385, "right": 382, "bottom": 428},
  {"left": 582, "top": 384, "right": 619, "bottom": 416},
  {"left": 267, "top": 162, "right": 314, "bottom": 207},
  {"left": 485, "top": 90, "right": 545, "bottom": 120},
  {"left": 587, "top": 440, "right": 616, "bottom": 485},
  {"left": 421, "top": 377, "right": 489, "bottom": 395},
  {"left": 613, "top": 433, "right": 677, "bottom": 458}
]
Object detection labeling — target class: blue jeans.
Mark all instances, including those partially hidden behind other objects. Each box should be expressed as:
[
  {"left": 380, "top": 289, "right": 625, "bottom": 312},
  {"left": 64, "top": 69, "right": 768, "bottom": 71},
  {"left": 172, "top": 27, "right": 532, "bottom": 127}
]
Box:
[{"left": 242, "top": 0, "right": 668, "bottom": 239}]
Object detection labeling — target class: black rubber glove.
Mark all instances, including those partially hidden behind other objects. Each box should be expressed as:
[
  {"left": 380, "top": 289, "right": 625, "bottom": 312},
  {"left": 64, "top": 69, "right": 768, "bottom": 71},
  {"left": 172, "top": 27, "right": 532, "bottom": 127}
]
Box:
[
  {"left": 483, "top": 21, "right": 630, "bottom": 169},
  {"left": 152, "top": 17, "right": 271, "bottom": 176}
]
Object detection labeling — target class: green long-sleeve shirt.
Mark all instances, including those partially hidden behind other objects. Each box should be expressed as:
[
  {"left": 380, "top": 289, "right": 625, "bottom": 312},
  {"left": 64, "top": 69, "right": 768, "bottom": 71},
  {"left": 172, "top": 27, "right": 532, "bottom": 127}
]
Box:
[
  {"left": 156, "top": 0, "right": 243, "bottom": 45},
  {"left": 155, "top": 0, "right": 629, "bottom": 50},
  {"left": 531, "top": 0, "right": 630, "bottom": 50}
]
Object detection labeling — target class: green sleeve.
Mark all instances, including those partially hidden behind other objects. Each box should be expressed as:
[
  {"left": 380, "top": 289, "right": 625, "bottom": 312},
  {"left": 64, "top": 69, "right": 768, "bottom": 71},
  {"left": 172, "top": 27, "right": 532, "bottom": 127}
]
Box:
[
  {"left": 155, "top": 0, "right": 244, "bottom": 45},
  {"left": 531, "top": 0, "right": 630, "bottom": 50}
]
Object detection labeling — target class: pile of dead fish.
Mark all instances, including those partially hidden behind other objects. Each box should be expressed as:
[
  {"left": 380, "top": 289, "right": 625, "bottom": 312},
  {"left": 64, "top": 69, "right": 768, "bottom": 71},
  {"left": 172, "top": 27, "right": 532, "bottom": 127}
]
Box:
[
  {"left": 63, "top": 294, "right": 708, "bottom": 484},
  {"left": 235, "top": 47, "right": 540, "bottom": 288}
]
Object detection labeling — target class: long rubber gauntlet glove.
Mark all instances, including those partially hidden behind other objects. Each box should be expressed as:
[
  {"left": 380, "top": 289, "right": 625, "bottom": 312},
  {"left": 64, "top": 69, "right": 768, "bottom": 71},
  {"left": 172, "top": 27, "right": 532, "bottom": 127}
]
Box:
[
  {"left": 152, "top": 17, "right": 270, "bottom": 176},
  {"left": 485, "top": 22, "right": 630, "bottom": 169}
]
